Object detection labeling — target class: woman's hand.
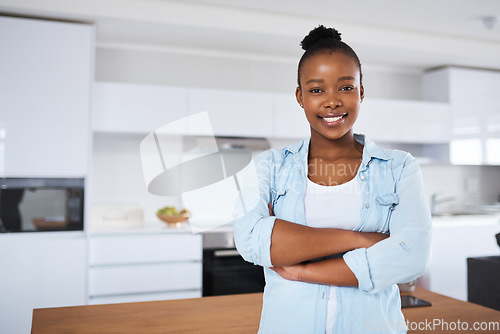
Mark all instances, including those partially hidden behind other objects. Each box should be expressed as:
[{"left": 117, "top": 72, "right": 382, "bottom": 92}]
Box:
[
  {"left": 272, "top": 258, "right": 359, "bottom": 286},
  {"left": 268, "top": 203, "right": 274, "bottom": 216},
  {"left": 270, "top": 264, "right": 305, "bottom": 282}
]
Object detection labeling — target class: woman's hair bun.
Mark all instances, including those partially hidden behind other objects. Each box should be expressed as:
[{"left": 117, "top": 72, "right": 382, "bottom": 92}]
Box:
[{"left": 300, "top": 25, "right": 342, "bottom": 51}]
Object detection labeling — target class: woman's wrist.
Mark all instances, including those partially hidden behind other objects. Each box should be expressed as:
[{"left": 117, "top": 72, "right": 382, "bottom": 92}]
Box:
[
  {"left": 347, "top": 230, "right": 370, "bottom": 249},
  {"left": 295, "top": 258, "right": 359, "bottom": 286},
  {"left": 296, "top": 263, "right": 308, "bottom": 282}
]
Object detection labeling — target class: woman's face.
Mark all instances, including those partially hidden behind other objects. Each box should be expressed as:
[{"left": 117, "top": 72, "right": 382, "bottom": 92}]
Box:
[{"left": 296, "top": 51, "right": 364, "bottom": 141}]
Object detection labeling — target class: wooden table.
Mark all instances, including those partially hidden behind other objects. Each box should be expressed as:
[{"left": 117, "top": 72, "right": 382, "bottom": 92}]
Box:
[
  {"left": 401, "top": 288, "right": 500, "bottom": 334},
  {"left": 32, "top": 288, "right": 500, "bottom": 333}
]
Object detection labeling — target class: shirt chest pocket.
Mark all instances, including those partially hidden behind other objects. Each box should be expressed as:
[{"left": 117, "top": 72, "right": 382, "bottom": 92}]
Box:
[{"left": 375, "top": 193, "right": 399, "bottom": 232}]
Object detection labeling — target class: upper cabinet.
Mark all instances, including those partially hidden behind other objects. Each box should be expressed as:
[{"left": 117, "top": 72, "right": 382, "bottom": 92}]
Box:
[
  {"left": 91, "top": 83, "right": 453, "bottom": 150},
  {"left": 423, "top": 67, "right": 500, "bottom": 165},
  {"left": 92, "top": 82, "right": 188, "bottom": 134},
  {"left": 187, "top": 88, "right": 274, "bottom": 137},
  {"left": 0, "top": 17, "right": 93, "bottom": 177},
  {"left": 354, "top": 98, "right": 451, "bottom": 144},
  {"left": 93, "top": 84, "right": 275, "bottom": 138}
]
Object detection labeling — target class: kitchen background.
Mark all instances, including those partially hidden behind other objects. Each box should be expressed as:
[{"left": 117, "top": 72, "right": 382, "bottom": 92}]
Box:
[{"left": 1, "top": 0, "right": 500, "bottom": 333}]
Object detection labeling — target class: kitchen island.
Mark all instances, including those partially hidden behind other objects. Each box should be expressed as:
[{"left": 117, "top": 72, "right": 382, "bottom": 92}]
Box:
[{"left": 31, "top": 287, "right": 500, "bottom": 334}]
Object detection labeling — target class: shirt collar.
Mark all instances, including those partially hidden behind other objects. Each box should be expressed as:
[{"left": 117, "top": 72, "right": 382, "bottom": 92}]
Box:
[
  {"left": 354, "top": 134, "right": 392, "bottom": 165},
  {"left": 284, "top": 138, "right": 309, "bottom": 156},
  {"left": 283, "top": 134, "right": 391, "bottom": 163}
]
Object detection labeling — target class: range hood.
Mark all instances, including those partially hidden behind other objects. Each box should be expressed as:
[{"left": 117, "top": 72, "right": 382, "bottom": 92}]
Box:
[
  {"left": 145, "top": 135, "right": 270, "bottom": 197},
  {"left": 215, "top": 136, "right": 270, "bottom": 151},
  {"left": 183, "top": 136, "right": 271, "bottom": 152}
]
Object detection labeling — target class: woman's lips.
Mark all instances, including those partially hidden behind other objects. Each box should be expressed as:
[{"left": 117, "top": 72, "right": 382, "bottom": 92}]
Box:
[{"left": 318, "top": 113, "right": 347, "bottom": 126}]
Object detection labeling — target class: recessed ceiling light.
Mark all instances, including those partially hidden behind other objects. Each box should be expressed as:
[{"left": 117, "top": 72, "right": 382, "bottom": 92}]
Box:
[{"left": 481, "top": 16, "right": 498, "bottom": 30}]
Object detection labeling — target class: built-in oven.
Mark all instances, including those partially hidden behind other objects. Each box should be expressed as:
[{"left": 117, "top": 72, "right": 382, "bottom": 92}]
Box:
[
  {"left": 202, "top": 231, "right": 265, "bottom": 296},
  {"left": 0, "top": 178, "right": 84, "bottom": 232}
]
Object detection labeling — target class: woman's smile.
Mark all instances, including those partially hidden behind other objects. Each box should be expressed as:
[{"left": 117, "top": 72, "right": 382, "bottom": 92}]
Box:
[{"left": 318, "top": 113, "right": 348, "bottom": 126}]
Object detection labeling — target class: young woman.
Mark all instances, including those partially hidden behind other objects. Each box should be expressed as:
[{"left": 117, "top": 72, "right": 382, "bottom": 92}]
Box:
[{"left": 233, "top": 25, "right": 432, "bottom": 334}]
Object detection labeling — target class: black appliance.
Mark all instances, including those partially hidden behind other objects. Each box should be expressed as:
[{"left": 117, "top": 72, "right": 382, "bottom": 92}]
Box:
[
  {"left": 202, "top": 231, "right": 265, "bottom": 296},
  {"left": 467, "top": 256, "right": 500, "bottom": 311},
  {"left": 0, "top": 178, "right": 84, "bottom": 232}
]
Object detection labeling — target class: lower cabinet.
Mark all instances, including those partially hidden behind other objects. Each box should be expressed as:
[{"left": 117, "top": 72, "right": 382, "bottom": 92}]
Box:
[
  {"left": 88, "top": 232, "right": 203, "bottom": 304},
  {"left": 426, "top": 217, "right": 500, "bottom": 301},
  {"left": 0, "top": 232, "right": 86, "bottom": 334}
]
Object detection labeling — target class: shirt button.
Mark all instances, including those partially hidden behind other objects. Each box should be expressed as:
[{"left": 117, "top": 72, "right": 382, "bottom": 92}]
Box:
[
  {"left": 360, "top": 175, "right": 366, "bottom": 181},
  {"left": 365, "top": 203, "right": 370, "bottom": 209}
]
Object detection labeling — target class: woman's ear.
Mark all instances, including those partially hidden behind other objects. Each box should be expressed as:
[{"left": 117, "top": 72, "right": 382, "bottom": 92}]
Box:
[
  {"left": 295, "top": 86, "right": 304, "bottom": 108},
  {"left": 360, "top": 84, "right": 365, "bottom": 102}
]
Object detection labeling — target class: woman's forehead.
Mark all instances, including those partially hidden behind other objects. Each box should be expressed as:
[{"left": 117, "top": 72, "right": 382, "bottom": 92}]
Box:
[{"left": 301, "top": 52, "right": 360, "bottom": 81}]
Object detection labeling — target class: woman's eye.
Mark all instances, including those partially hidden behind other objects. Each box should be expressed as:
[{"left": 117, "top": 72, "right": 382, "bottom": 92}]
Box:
[
  {"left": 340, "top": 86, "right": 354, "bottom": 91},
  {"left": 310, "top": 88, "right": 323, "bottom": 93}
]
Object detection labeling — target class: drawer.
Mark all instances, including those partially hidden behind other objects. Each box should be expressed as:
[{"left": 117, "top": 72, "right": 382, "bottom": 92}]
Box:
[
  {"left": 89, "top": 233, "right": 202, "bottom": 265},
  {"left": 89, "top": 262, "right": 202, "bottom": 296},
  {"left": 88, "top": 289, "right": 201, "bottom": 305}
]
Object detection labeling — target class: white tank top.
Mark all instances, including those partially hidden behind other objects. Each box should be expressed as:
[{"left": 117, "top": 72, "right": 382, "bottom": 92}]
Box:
[{"left": 304, "top": 175, "right": 362, "bottom": 334}]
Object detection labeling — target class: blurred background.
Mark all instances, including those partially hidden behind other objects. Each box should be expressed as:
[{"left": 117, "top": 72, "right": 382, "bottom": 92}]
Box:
[{"left": 1, "top": 1, "right": 500, "bottom": 333}]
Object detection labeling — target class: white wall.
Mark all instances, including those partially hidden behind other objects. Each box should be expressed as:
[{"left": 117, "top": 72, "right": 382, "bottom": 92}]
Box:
[
  {"left": 91, "top": 132, "right": 500, "bottom": 223},
  {"left": 90, "top": 133, "right": 181, "bottom": 224},
  {"left": 420, "top": 164, "right": 500, "bottom": 213}
]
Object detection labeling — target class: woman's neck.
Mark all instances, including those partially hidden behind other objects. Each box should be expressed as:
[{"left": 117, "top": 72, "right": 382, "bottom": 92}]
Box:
[{"left": 308, "top": 130, "right": 362, "bottom": 161}]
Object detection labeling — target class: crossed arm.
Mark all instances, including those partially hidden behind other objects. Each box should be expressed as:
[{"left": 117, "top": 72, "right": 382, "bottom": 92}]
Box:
[
  {"left": 268, "top": 204, "right": 388, "bottom": 287},
  {"left": 234, "top": 153, "right": 431, "bottom": 291}
]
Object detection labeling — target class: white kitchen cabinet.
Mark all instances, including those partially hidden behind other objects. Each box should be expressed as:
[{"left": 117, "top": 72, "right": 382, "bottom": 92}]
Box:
[
  {"left": 353, "top": 98, "right": 451, "bottom": 143},
  {"left": 273, "top": 93, "right": 310, "bottom": 139},
  {"left": 92, "top": 82, "right": 188, "bottom": 134},
  {"left": 187, "top": 88, "right": 274, "bottom": 137},
  {"left": 90, "top": 82, "right": 455, "bottom": 148},
  {"left": 90, "top": 262, "right": 201, "bottom": 296},
  {"left": 0, "top": 17, "right": 93, "bottom": 177},
  {"left": 88, "top": 232, "right": 202, "bottom": 304},
  {"left": 0, "top": 232, "right": 86, "bottom": 334},
  {"left": 423, "top": 67, "right": 500, "bottom": 165},
  {"left": 425, "top": 216, "right": 500, "bottom": 301}
]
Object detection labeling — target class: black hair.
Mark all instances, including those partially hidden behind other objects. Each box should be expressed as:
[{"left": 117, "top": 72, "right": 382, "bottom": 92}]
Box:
[{"left": 297, "top": 25, "right": 363, "bottom": 87}]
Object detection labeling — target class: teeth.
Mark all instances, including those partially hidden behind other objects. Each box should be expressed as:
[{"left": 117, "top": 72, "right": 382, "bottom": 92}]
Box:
[{"left": 323, "top": 115, "right": 344, "bottom": 122}]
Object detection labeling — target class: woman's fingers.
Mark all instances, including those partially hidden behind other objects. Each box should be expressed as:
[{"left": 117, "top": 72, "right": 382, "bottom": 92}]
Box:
[
  {"left": 268, "top": 203, "right": 274, "bottom": 216},
  {"left": 270, "top": 265, "right": 302, "bottom": 281}
]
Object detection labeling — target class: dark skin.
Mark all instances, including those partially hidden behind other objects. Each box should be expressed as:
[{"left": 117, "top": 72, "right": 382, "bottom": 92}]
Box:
[{"left": 269, "top": 51, "right": 388, "bottom": 286}]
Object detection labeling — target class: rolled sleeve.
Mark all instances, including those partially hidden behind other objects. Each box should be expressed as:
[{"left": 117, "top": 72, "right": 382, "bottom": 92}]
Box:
[
  {"left": 343, "top": 247, "right": 374, "bottom": 293},
  {"left": 233, "top": 150, "right": 278, "bottom": 268},
  {"left": 345, "top": 155, "right": 432, "bottom": 294},
  {"left": 234, "top": 215, "right": 276, "bottom": 267}
]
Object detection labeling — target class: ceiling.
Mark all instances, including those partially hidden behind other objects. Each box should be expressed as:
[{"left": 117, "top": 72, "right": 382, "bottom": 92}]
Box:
[
  {"left": 188, "top": 0, "right": 500, "bottom": 43},
  {"left": 1, "top": 0, "right": 500, "bottom": 71}
]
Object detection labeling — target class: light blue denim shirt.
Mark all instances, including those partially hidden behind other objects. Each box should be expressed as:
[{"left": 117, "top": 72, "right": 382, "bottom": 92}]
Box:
[{"left": 233, "top": 134, "right": 432, "bottom": 334}]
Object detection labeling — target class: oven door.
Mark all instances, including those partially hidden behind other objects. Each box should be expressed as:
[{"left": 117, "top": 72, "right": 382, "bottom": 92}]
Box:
[{"left": 202, "top": 248, "right": 265, "bottom": 296}]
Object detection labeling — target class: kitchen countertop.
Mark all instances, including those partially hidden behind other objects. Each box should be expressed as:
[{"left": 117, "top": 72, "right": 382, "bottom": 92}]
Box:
[
  {"left": 89, "top": 214, "right": 500, "bottom": 235},
  {"left": 89, "top": 213, "right": 500, "bottom": 235},
  {"left": 31, "top": 287, "right": 500, "bottom": 334},
  {"left": 88, "top": 221, "right": 234, "bottom": 235},
  {"left": 432, "top": 214, "right": 500, "bottom": 227}
]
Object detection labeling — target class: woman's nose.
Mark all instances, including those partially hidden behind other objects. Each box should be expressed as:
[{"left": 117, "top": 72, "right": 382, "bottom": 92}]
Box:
[{"left": 323, "top": 93, "right": 342, "bottom": 108}]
